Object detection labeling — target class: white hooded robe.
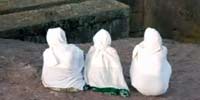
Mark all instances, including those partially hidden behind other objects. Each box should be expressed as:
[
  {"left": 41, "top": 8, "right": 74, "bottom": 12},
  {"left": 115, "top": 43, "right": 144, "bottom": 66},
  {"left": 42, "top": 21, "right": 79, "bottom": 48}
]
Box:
[
  {"left": 130, "top": 27, "right": 172, "bottom": 96},
  {"left": 84, "top": 29, "right": 129, "bottom": 91},
  {"left": 41, "top": 27, "right": 85, "bottom": 90}
]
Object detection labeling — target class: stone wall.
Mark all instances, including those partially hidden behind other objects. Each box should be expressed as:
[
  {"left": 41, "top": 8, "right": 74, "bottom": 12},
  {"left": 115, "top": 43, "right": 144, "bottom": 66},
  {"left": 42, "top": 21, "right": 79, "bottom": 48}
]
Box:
[
  {"left": 117, "top": 0, "right": 144, "bottom": 36},
  {"left": 144, "top": 0, "right": 200, "bottom": 43},
  {"left": 1, "top": 0, "right": 199, "bottom": 43},
  {"left": 0, "top": 0, "right": 129, "bottom": 43},
  {"left": 0, "top": 0, "right": 87, "bottom": 14},
  {"left": 118, "top": 0, "right": 200, "bottom": 43}
]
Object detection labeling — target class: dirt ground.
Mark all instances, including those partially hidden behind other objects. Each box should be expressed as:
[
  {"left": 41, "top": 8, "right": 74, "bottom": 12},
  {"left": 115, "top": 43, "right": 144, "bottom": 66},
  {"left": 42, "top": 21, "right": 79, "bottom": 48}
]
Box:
[{"left": 0, "top": 38, "right": 200, "bottom": 100}]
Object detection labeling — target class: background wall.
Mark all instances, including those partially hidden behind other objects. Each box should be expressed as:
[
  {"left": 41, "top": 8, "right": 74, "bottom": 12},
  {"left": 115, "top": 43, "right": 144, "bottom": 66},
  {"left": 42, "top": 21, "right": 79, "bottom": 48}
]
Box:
[
  {"left": 118, "top": 0, "right": 200, "bottom": 43},
  {"left": 0, "top": 0, "right": 200, "bottom": 43},
  {"left": 0, "top": 0, "right": 130, "bottom": 43},
  {"left": 118, "top": 0, "right": 144, "bottom": 37}
]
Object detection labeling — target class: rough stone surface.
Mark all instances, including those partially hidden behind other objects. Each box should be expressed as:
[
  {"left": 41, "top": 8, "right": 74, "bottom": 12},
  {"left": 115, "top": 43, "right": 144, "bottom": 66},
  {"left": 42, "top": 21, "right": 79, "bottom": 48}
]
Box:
[
  {"left": 0, "top": 38, "right": 200, "bottom": 99},
  {"left": 0, "top": 0, "right": 129, "bottom": 43},
  {"left": 118, "top": 0, "right": 200, "bottom": 42},
  {"left": 144, "top": 0, "right": 200, "bottom": 43},
  {"left": 0, "top": 0, "right": 87, "bottom": 15},
  {"left": 117, "top": 0, "right": 144, "bottom": 36},
  {"left": 1, "top": 0, "right": 199, "bottom": 43}
]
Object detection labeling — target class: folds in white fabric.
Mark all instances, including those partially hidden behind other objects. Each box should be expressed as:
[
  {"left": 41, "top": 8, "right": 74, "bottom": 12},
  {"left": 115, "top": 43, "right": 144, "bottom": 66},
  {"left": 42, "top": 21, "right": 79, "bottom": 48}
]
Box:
[
  {"left": 41, "top": 27, "right": 85, "bottom": 90},
  {"left": 130, "top": 27, "right": 172, "bottom": 96},
  {"left": 84, "top": 29, "right": 129, "bottom": 91}
]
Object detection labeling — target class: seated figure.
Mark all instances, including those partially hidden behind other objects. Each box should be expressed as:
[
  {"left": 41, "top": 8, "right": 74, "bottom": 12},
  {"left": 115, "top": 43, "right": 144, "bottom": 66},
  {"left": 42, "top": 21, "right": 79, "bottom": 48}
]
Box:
[
  {"left": 130, "top": 27, "right": 172, "bottom": 96},
  {"left": 84, "top": 29, "right": 129, "bottom": 97},
  {"left": 41, "top": 27, "right": 85, "bottom": 92}
]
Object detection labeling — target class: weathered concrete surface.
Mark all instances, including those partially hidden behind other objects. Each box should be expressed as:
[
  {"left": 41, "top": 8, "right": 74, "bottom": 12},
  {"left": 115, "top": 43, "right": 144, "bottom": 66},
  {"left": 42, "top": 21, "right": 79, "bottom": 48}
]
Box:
[
  {"left": 0, "top": 0, "right": 129, "bottom": 43},
  {"left": 144, "top": 0, "right": 200, "bottom": 43},
  {"left": 0, "top": 38, "right": 200, "bottom": 100},
  {"left": 0, "top": 0, "right": 87, "bottom": 15},
  {"left": 117, "top": 0, "right": 144, "bottom": 36},
  {"left": 118, "top": 0, "right": 200, "bottom": 43}
]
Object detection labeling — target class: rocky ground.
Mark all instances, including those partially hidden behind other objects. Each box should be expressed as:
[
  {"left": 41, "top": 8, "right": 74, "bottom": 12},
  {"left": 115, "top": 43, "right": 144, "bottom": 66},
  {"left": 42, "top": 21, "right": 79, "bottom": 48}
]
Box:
[{"left": 0, "top": 38, "right": 200, "bottom": 100}]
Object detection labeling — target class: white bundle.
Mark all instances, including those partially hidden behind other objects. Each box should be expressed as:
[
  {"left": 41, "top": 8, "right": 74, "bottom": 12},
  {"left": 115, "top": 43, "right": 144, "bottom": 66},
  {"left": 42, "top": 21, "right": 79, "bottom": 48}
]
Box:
[
  {"left": 130, "top": 27, "right": 172, "bottom": 96},
  {"left": 41, "top": 27, "right": 85, "bottom": 90},
  {"left": 84, "top": 29, "right": 129, "bottom": 90}
]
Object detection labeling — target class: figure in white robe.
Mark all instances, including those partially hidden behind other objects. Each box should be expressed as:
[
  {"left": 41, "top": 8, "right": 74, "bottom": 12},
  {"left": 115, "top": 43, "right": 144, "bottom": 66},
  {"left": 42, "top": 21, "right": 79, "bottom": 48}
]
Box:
[
  {"left": 41, "top": 27, "right": 85, "bottom": 92},
  {"left": 130, "top": 27, "right": 172, "bottom": 96},
  {"left": 84, "top": 29, "right": 129, "bottom": 97}
]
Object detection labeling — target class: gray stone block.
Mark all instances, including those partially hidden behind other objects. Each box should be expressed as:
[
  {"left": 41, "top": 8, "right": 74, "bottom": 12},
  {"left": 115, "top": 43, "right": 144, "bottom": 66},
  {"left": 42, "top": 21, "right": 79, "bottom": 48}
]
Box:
[
  {"left": 0, "top": 0, "right": 129, "bottom": 43},
  {"left": 0, "top": 0, "right": 87, "bottom": 15}
]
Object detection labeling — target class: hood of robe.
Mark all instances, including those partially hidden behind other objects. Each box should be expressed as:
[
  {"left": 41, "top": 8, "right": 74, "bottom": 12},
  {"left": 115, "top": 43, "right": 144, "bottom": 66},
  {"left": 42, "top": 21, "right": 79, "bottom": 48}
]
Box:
[
  {"left": 143, "top": 27, "right": 162, "bottom": 52},
  {"left": 46, "top": 27, "right": 67, "bottom": 48},
  {"left": 93, "top": 29, "right": 112, "bottom": 50}
]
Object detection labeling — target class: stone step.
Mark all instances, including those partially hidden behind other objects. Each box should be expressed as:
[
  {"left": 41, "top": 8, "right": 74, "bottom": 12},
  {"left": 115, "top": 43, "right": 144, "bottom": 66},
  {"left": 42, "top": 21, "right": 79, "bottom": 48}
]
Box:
[
  {"left": 0, "top": 0, "right": 129, "bottom": 43},
  {"left": 0, "top": 0, "right": 87, "bottom": 15}
]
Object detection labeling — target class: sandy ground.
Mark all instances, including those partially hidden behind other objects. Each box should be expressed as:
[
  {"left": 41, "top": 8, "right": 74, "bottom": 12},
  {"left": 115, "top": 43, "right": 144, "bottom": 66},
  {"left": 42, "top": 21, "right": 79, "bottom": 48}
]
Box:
[{"left": 0, "top": 38, "right": 200, "bottom": 100}]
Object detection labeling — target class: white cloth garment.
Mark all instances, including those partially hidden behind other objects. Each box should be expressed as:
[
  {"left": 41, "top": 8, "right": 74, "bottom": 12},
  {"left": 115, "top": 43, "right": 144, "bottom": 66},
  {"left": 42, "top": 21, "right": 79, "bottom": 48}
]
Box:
[
  {"left": 130, "top": 27, "right": 172, "bottom": 96},
  {"left": 41, "top": 27, "right": 85, "bottom": 90},
  {"left": 84, "top": 29, "right": 129, "bottom": 90}
]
